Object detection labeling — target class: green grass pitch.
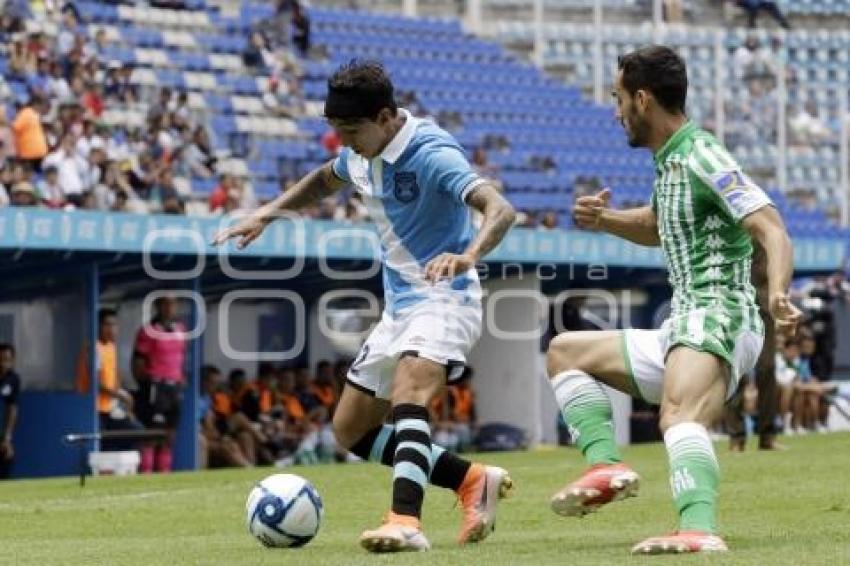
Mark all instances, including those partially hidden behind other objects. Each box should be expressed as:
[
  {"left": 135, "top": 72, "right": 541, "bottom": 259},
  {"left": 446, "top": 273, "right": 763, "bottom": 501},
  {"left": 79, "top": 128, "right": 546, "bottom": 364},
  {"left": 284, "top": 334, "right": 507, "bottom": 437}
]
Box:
[{"left": 2, "top": 433, "right": 849, "bottom": 565}]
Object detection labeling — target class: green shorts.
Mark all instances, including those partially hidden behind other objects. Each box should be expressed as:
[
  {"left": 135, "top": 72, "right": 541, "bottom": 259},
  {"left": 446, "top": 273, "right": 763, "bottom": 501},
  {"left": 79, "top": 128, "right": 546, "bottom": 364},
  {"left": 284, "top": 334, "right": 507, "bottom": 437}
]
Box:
[{"left": 621, "top": 308, "right": 764, "bottom": 404}]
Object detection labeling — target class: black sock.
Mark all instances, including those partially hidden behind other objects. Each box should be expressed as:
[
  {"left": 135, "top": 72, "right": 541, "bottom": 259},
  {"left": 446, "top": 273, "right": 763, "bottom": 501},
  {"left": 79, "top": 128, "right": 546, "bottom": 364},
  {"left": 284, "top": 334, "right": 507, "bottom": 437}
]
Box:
[
  {"left": 391, "top": 404, "right": 431, "bottom": 518},
  {"left": 430, "top": 447, "right": 471, "bottom": 491},
  {"left": 349, "top": 424, "right": 472, "bottom": 491}
]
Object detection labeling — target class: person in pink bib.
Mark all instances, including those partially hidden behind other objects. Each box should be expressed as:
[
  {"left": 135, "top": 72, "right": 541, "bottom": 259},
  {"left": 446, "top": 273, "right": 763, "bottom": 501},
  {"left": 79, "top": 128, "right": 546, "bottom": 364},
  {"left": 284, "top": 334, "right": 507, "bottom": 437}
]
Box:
[{"left": 134, "top": 295, "right": 187, "bottom": 473}]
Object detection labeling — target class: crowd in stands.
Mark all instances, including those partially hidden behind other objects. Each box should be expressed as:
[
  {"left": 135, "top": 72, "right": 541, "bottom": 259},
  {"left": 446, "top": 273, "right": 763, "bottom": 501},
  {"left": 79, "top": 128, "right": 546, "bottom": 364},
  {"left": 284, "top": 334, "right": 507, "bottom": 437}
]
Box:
[{"left": 0, "top": 1, "right": 313, "bottom": 215}]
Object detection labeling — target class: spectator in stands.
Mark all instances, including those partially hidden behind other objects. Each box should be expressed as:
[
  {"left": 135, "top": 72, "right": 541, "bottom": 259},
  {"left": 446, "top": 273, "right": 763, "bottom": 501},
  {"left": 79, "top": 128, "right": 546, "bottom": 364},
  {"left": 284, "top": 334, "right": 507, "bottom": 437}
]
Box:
[
  {"left": 27, "top": 56, "right": 51, "bottom": 99},
  {"left": 149, "top": 167, "right": 182, "bottom": 213},
  {"left": 243, "top": 31, "right": 273, "bottom": 72},
  {"left": 735, "top": 0, "right": 790, "bottom": 29},
  {"left": 291, "top": 1, "right": 310, "bottom": 55},
  {"left": 9, "top": 181, "right": 38, "bottom": 207},
  {"left": 472, "top": 147, "right": 498, "bottom": 180},
  {"left": 198, "top": 365, "right": 251, "bottom": 469},
  {"left": 173, "top": 129, "right": 211, "bottom": 179},
  {"left": 91, "top": 28, "right": 108, "bottom": 64},
  {"left": 789, "top": 101, "right": 831, "bottom": 148},
  {"left": 540, "top": 210, "right": 559, "bottom": 230},
  {"left": 76, "top": 309, "right": 145, "bottom": 451},
  {"left": 57, "top": 4, "right": 81, "bottom": 58},
  {"left": 209, "top": 173, "right": 236, "bottom": 213},
  {"left": 190, "top": 126, "right": 216, "bottom": 172},
  {"left": 12, "top": 96, "right": 48, "bottom": 172},
  {"left": 133, "top": 295, "right": 188, "bottom": 473},
  {"left": 117, "top": 63, "right": 138, "bottom": 105},
  {"left": 0, "top": 6, "right": 25, "bottom": 41},
  {"left": 80, "top": 81, "right": 104, "bottom": 119},
  {"left": 0, "top": 343, "right": 20, "bottom": 480},
  {"left": 437, "top": 110, "right": 464, "bottom": 131},
  {"left": 0, "top": 107, "right": 15, "bottom": 169},
  {"left": 47, "top": 59, "right": 71, "bottom": 101},
  {"left": 221, "top": 181, "right": 247, "bottom": 214},
  {"left": 262, "top": 74, "right": 305, "bottom": 119},
  {"left": 519, "top": 209, "right": 538, "bottom": 228},
  {"left": 38, "top": 165, "right": 64, "bottom": 208},
  {"left": 43, "top": 132, "right": 89, "bottom": 207},
  {"left": 147, "top": 87, "right": 172, "bottom": 125},
  {"left": 9, "top": 34, "right": 35, "bottom": 77}
]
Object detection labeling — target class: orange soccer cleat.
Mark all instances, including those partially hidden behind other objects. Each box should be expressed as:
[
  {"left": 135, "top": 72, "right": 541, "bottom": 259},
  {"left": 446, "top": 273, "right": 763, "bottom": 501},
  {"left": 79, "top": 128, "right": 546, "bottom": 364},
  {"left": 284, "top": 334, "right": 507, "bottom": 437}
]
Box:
[{"left": 550, "top": 462, "right": 639, "bottom": 517}]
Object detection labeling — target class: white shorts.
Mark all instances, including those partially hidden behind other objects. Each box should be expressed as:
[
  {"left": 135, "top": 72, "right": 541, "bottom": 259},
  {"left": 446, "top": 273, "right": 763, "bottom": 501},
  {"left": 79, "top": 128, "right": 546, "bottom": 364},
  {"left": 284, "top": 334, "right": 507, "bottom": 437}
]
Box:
[
  {"left": 622, "top": 319, "right": 763, "bottom": 404},
  {"left": 346, "top": 299, "right": 482, "bottom": 399}
]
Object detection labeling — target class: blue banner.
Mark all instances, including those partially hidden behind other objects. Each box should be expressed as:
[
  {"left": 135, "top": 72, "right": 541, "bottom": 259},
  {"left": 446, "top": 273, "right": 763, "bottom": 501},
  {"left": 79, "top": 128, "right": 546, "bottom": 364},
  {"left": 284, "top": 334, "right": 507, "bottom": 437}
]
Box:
[{"left": 0, "top": 209, "right": 844, "bottom": 271}]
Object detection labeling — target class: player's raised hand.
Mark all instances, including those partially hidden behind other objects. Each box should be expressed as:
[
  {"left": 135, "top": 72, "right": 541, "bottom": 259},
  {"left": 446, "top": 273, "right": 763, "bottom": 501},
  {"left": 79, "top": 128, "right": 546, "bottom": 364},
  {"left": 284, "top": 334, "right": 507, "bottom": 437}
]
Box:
[
  {"left": 572, "top": 188, "right": 612, "bottom": 229},
  {"left": 212, "top": 214, "right": 270, "bottom": 249},
  {"left": 770, "top": 292, "right": 803, "bottom": 339},
  {"left": 424, "top": 252, "right": 476, "bottom": 283}
]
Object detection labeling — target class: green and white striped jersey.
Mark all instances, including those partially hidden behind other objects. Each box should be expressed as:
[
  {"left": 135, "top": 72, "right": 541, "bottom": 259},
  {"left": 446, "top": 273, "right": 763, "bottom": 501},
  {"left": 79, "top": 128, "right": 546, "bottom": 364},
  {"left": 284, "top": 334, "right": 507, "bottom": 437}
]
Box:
[{"left": 651, "top": 121, "right": 772, "bottom": 346}]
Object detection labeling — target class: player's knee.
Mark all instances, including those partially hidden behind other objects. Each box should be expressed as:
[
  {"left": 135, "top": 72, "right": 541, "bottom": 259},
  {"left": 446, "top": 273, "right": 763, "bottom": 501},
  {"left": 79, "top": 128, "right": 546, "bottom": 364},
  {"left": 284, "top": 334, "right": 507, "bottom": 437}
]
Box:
[
  {"left": 546, "top": 333, "right": 583, "bottom": 377},
  {"left": 330, "top": 416, "right": 356, "bottom": 450}
]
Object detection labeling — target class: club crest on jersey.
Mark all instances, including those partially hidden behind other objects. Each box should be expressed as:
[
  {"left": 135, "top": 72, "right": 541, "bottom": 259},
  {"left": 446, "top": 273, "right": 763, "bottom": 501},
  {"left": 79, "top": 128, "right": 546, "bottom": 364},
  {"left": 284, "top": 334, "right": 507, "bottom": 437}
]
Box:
[
  {"left": 712, "top": 170, "right": 751, "bottom": 194},
  {"left": 393, "top": 172, "right": 420, "bottom": 203}
]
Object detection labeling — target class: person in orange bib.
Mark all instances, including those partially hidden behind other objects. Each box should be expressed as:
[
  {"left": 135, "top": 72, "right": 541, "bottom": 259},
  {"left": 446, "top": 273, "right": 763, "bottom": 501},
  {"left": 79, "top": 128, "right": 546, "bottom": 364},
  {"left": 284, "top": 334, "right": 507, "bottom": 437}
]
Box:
[{"left": 76, "top": 309, "right": 144, "bottom": 452}]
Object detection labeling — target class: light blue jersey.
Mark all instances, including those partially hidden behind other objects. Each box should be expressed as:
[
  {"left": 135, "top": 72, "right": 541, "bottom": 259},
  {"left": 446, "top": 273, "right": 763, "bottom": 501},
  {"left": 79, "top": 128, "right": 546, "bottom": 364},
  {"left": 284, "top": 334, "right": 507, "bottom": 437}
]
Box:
[{"left": 332, "top": 109, "right": 485, "bottom": 315}]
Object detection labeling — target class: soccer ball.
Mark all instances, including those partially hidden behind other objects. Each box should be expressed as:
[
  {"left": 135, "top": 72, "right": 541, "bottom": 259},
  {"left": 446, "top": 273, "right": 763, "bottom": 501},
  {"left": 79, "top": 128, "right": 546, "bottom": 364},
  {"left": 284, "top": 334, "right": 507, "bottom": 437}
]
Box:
[{"left": 245, "top": 473, "right": 323, "bottom": 548}]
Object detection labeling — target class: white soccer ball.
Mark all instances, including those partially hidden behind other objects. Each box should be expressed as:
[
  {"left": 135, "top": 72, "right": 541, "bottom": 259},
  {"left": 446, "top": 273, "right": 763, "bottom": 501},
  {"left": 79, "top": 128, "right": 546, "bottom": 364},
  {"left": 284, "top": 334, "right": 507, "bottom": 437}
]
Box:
[{"left": 245, "top": 473, "right": 323, "bottom": 548}]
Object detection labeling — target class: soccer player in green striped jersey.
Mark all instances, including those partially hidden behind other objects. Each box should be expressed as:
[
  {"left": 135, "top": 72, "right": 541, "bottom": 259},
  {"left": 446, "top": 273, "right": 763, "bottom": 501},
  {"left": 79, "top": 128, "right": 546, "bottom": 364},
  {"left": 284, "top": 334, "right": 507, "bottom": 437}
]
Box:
[{"left": 545, "top": 46, "right": 802, "bottom": 554}]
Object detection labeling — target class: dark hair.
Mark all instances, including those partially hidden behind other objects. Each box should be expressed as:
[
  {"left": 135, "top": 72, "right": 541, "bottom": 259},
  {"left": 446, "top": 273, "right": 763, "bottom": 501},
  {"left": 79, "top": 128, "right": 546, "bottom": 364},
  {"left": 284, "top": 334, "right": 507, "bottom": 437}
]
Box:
[
  {"left": 617, "top": 46, "right": 687, "bottom": 114},
  {"left": 0, "top": 343, "right": 14, "bottom": 357},
  {"left": 202, "top": 364, "right": 221, "bottom": 382},
  {"left": 257, "top": 361, "right": 275, "bottom": 376},
  {"left": 325, "top": 59, "right": 396, "bottom": 121},
  {"left": 98, "top": 308, "right": 117, "bottom": 324},
  {"left": 316, "top": 360, "right": 331, "bottom": 371}
]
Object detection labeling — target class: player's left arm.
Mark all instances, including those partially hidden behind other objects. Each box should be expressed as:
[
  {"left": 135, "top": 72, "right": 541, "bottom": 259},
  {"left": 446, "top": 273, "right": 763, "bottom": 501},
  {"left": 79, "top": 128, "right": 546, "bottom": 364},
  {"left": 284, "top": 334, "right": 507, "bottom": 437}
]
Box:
[
  {"left": 742, "top": 206, "right": 802, "bottom": 338},
  {"left": 688, "top": 139, "right": 802, "bottom": 337},
  {"left": 424, "top": 182, "right": 516, "bottom": 282}
]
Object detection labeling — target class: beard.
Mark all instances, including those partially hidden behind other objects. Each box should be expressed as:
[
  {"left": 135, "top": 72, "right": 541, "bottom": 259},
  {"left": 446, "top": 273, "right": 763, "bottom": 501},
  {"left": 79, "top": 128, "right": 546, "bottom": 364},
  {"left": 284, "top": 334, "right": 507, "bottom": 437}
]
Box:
[{"left": 624, "top": 111, "right": 650, "bottom": 148}]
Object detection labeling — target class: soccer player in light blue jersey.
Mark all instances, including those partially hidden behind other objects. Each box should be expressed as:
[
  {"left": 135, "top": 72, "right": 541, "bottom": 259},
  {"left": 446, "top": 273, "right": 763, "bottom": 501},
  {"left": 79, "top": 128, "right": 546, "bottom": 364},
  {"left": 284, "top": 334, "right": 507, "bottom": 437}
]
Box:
[{"left": 214, "top": 60, "right": 516, "bottom": 553}]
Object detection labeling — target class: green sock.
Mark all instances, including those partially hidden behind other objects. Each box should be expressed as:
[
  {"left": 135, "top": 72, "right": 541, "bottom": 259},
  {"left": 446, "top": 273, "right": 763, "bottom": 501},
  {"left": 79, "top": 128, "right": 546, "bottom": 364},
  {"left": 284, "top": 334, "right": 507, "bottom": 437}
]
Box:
[
  {"left": 665, "top": 422, "right": 719, "bottom": 533},
  {"left": 551, "top": 370, "right": 621, "bottom": 465}
]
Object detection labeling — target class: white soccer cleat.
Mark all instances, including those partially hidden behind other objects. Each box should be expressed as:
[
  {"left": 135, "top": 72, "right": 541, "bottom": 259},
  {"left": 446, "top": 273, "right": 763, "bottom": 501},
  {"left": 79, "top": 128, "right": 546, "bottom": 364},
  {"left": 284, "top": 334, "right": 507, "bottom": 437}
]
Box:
[
  {"left": 360, "top": 513, "right": 431, "bottom": 553},
  {"left": 631, "top": 531, "right": 728, "bottom": 554}
]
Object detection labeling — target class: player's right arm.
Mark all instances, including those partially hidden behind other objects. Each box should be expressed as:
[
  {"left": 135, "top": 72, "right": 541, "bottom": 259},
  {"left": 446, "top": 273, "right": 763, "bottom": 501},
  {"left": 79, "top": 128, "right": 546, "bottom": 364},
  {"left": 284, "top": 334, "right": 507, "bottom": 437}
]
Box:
[
  {"left": 573, "top": 188, "right": 660, "bottom": 246},
  {"left": 212, "top": 160, "right": 347, "bottom": 249}
]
